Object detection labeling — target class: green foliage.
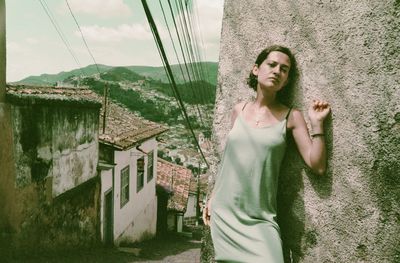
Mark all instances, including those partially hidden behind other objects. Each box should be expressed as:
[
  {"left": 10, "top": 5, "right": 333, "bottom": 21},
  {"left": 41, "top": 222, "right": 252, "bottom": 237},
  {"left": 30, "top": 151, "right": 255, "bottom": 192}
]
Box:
[
  {"left": 82, "top": 78, "right": 207, "bottom": 128},
  {"left": 150, "top": 80, "right": 216, "bottom": 105}
]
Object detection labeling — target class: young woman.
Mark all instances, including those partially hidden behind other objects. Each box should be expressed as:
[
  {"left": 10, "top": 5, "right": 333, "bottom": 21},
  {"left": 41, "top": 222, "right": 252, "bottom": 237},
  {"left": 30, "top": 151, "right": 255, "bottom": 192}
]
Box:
[{"left": 203, "top": 45, "right": 330, "bottom": 262}]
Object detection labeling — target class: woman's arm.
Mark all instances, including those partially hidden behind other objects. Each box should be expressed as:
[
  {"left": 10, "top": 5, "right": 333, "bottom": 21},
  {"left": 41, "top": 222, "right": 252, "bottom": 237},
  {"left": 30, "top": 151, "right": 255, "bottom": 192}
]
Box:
[{"left": 289, "top": 100, "right": 330, "bottom": 175}]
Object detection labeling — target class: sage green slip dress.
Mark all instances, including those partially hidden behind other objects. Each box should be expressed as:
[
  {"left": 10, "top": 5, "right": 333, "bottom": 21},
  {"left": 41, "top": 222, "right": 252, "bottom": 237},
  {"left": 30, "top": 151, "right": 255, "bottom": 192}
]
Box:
[{"left": 210, "top": 103, "right": 291, "bottom": 263}]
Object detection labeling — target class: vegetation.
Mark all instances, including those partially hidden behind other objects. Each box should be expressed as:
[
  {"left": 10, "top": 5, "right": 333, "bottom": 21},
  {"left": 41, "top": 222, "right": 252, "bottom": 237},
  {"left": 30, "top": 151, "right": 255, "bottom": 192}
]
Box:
[
  {"left": 150, "top": 80, "right": 216, "bottom": 105},
  {"left": 81, "top": 77, "right": 209, "bottom": 132}
]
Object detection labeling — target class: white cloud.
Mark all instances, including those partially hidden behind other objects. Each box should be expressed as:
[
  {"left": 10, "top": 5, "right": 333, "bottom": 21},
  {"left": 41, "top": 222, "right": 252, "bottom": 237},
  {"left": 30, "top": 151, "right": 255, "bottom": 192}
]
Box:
[
  {"left": 191, "top": 0, "right": 224, "bottom": 61},
  {"left": 76, "top": 22, "right": 169, "bottom": 43},
  {"left": 26, "top": 37, "right": 39, "bottom": 45},
  {"left": 62, "top": 0, "right": 131, "bottom": 18},
  {"left": 7, "top": 42, "right": 23, "bottom": 52},
  {"left": 75, "top": 23, "right": 153, "bottom": 42}
]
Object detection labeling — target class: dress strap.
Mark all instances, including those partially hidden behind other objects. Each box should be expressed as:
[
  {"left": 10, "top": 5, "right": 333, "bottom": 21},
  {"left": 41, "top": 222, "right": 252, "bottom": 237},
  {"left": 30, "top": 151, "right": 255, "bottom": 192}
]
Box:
[
  {"left": 285, "top": 107, "right": 293, "bottom": 132},
  {"left": 242, "top": 102, "right": 248, "bottom": 111},
  {"left": 285, "top": 107, "right": 293, "bottom": 120}
]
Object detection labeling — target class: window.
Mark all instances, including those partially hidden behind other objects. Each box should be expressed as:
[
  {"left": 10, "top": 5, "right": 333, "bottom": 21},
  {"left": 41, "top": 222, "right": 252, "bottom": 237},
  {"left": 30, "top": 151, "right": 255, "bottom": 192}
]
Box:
[
  {"left": 147, "top": 151, "right": 154, "bottom": 182},
  {"left": 120, "top": 166, "right": 129, "bottom": 208},
  {"left": 137, "top": 157, "right": 144, "bottom": 192}
]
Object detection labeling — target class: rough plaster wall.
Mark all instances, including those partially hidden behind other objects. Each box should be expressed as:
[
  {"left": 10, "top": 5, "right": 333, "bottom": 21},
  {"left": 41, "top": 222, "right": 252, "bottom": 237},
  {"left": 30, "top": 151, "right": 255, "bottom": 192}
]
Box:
[
  {"left": 0, "top": 103, "right": 17, "bottom": 257},
  {"left": 5, "top": 102, "right": 101, "bottom": 255},
  {"left": 115, "top": 196, "right": 157, "bottom": 245},
  {"left": 10, "top": 104, "right": 99, "bottom": 196},
  {"left": 203, "top": 1, "right": 400, "bottom": 262},
  {"left": 10, "top": 178, "right": 101, "bottom": 256}
]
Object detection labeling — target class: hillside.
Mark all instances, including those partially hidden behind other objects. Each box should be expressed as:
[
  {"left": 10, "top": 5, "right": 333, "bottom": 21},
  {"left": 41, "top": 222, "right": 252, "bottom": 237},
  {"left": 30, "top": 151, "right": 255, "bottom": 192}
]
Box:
[
  {"left": 16, "top": 64, "right": 113, "bottom": 86},
  {"left": 15, "top": 62, "right": 218, "bottom": 87}
]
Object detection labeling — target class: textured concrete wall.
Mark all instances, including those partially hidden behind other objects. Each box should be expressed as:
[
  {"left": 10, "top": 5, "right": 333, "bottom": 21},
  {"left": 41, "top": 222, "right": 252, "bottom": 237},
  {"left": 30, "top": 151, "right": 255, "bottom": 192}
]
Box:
[{"left": 203, "top": 1, "right": 400, "bottom": 262}]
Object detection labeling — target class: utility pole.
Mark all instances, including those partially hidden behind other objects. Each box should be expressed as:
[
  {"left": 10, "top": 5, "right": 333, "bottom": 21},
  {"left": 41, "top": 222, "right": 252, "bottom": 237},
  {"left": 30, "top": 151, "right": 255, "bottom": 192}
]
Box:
[
  {"left": 102, "top": 82, "right": 108, "bottom": 134},
  {"left": 196, "top": 162, "right": 201, "bottom": 225},
  {"left": 0, "top": 0, "right": 5, "bottom": 101},
  {"left": 0, "top": 0, "right": 16, "bottom": 246}
]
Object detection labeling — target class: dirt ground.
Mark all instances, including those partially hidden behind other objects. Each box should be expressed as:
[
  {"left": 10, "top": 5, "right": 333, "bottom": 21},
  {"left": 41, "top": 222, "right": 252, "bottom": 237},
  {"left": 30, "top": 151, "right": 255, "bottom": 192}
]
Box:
[{"left": 4, "top": 232, "right": 202, "bottom": 263}]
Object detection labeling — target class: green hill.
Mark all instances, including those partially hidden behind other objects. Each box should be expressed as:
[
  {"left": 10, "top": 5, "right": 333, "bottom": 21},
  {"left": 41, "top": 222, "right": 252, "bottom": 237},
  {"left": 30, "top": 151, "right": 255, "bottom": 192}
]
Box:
[
  {"left": 16, "top": 64, "right": 113, "bottom": 86},
  {"left": 127, "top": 62, "right": 218, "bottom": 85},
  {"left": 100, "top": 67, "right": 143, "bottom": 82},
  {"left": 14, "top": 62, "right": 218, "bottom": 87}
]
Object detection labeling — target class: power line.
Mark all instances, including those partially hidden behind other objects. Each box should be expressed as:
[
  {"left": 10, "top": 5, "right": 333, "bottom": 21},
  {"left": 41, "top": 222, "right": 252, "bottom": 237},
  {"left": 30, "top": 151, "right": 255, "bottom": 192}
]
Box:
[
  {"left": 38, "top": 0, "right": 85, "bottom": 76},
  {"left": 173, "top": 1, "right": 211, "bottom": 107},
  {"left": 159, "top": 0, "right": 206, "bottom": 127},
  {"left": 64, "top": 0, "right": 101, "bottom": 75},
  {"left": 168, "top": 0, "right": 211, "bottom": 116},
  {"left": 141, "top": 0, "right": 209, "bottom": 168}
]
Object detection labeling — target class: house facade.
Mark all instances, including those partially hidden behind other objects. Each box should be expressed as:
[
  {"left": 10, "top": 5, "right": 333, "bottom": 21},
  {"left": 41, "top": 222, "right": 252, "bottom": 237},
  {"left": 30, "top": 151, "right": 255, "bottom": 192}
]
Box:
[{"left": 97, "top": 100, "right": 168, "bottom": 245}]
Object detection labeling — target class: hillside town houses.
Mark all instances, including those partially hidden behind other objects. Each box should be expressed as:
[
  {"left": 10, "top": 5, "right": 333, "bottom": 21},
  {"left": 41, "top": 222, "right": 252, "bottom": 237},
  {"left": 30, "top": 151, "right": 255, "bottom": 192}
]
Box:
[{"left": 2, "top": 84, "right": 205, "bottom": 252}]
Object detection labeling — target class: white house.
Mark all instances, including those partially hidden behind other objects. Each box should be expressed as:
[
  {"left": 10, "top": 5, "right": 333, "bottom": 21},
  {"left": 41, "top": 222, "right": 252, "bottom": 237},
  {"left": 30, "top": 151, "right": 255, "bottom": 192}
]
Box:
[{"left": 97, "top": 100, "right": 168, "bottom": 246}]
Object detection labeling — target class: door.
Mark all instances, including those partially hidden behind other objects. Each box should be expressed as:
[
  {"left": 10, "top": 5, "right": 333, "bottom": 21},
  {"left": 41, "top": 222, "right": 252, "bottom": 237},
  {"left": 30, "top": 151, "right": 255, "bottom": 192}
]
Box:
[{"left": 104, "top": 190, "right": 113, "bottom": 246}]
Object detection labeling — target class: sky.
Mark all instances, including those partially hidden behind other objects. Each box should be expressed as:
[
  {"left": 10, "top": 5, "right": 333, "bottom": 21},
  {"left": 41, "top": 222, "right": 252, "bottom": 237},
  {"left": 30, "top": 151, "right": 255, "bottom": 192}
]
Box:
[{"left": 6, "top": 0, "right": 224, "bottom": 82}]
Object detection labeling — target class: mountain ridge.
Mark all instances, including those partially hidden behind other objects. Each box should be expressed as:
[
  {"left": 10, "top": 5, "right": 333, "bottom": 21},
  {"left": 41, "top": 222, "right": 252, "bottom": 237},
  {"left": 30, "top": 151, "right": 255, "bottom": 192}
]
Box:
[{"left": 14, "top": 62, "right": 218, "bottom": 87}]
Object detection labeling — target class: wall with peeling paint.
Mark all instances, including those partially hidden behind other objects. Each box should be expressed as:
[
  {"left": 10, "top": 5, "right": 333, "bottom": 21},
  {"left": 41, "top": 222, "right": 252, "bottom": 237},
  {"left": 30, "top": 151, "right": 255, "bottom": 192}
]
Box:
[
  {"left": 4, "top": 94, "right": 102, "bottom": 254},
  {"left": 11, "top": 101, "right": 99, "bottom": 196},
  {"left": 203, "top": 1, "right": 400, "bottom": 262}
]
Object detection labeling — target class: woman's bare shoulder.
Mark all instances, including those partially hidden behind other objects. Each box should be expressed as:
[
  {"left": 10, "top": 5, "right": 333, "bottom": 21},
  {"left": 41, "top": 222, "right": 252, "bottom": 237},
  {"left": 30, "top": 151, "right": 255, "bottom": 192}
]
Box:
[
  {"left": 287, "top": 108, "right": 306, "bottom": 129},
  {"left": 230, "top": 101, "right": 247, "bottom": 125},
  {"left": 232, "top": 101, "right": 247, "bottom": 113}
]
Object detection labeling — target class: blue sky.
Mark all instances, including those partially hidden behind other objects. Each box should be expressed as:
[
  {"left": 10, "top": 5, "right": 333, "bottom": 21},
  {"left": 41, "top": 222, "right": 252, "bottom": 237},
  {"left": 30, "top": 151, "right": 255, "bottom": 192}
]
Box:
[{"left": 6, "top": 0, "right": 224, "bottom": 82}]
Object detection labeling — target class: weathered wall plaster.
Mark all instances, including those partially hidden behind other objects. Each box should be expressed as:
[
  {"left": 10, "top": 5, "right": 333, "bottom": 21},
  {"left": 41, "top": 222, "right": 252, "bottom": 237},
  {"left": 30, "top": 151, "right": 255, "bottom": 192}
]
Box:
[
  {"left": 203, "top": 1, "right": 400, "bottom": 262},
  {"left": 4, "top": 95, "right": 102, "bottom": 255},
  {"left": 11, "top": 103, "right": 99, "bottom": 196}
]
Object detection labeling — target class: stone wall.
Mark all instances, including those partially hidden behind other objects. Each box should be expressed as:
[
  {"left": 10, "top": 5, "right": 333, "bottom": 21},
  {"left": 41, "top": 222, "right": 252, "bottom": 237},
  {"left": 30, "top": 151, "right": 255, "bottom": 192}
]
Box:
[{"left": 203, "top": 1, "right": 400, "bottom": 262}]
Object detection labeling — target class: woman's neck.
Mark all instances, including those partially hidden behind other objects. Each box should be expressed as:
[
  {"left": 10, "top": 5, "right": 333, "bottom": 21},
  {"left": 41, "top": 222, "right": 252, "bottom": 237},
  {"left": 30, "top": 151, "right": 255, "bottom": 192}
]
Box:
[{"left": 254, "top": 88, "right": 278, "bottom": 108}]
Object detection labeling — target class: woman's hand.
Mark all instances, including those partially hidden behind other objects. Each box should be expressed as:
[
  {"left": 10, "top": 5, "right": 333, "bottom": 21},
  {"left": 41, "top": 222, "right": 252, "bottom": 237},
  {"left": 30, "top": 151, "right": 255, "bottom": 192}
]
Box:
[
  {"left": 308, "top": 100, "right": 330, "bottom": 126},
  {"left": 202, "top": 199, "right": 211, "bottom": 226}
]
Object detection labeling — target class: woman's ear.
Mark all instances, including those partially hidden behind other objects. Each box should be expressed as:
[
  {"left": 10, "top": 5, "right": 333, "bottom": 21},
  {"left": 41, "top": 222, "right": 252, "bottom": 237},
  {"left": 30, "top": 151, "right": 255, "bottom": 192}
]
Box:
[{"left": 252, "top": 64, "right": 259, "bottom": 76}]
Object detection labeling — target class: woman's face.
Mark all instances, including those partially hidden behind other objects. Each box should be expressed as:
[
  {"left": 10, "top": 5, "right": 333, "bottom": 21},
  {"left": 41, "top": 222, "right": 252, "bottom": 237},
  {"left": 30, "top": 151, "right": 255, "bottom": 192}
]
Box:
[{"left": 252, "top": 51, "right": 291, "bottom": 92}]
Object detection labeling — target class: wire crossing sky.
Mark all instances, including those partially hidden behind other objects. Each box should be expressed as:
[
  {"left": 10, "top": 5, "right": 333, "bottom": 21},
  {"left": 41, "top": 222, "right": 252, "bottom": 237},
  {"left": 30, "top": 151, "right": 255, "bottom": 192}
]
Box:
[
  {"left": 141, "top": 0, "right": 210, "bottom": 167},
  {"left": 6, "top": 0, "right": 224, "bottom": 82}
]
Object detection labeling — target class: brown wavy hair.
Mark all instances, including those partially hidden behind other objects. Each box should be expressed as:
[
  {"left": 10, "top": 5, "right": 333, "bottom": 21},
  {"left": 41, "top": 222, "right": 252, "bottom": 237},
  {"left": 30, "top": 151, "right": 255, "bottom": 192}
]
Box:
[{"left": 247, "top": 45, "right": 298, "bottom": 104}]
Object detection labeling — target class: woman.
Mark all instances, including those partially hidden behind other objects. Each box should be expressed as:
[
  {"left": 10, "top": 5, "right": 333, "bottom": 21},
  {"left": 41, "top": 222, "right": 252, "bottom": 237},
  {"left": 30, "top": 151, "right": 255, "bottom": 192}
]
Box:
[{"left": 203, "top": 45, "right": 330, "bottom": 263}]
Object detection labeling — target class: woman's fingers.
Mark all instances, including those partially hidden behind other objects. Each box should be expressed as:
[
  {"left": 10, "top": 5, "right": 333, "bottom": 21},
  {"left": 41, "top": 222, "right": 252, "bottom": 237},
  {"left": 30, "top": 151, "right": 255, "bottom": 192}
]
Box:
[{"left": 312, "top": 100, "right": 330, "bottom": 112}]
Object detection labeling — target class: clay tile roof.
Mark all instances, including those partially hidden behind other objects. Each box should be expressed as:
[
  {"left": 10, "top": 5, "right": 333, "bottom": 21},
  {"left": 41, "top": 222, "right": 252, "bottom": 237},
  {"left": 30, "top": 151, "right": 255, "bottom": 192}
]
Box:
[
  {"left": 157, "top": 159, "right": 192, "bottom": 213},
  {"left": 6, "top": 84, "right": 168, "bottom": 150},
  {"left": 98, "top": 101, "right": 168, "bottom": 150},
  {"left": 6, "top": 85, "right": 101, "bottom": 107}
]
